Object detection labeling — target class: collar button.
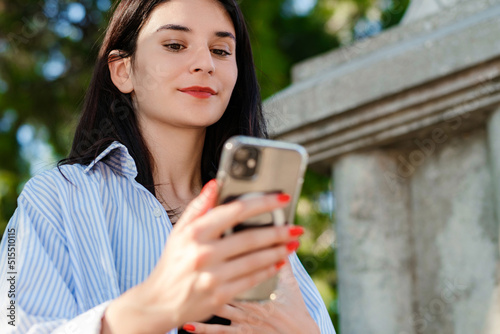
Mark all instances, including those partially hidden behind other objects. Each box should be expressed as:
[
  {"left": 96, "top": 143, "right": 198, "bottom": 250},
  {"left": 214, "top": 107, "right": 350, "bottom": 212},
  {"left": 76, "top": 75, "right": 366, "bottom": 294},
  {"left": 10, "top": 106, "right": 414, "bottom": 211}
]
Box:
[{"left": 153, "top": 207, "right": 162, "bottom": 217}]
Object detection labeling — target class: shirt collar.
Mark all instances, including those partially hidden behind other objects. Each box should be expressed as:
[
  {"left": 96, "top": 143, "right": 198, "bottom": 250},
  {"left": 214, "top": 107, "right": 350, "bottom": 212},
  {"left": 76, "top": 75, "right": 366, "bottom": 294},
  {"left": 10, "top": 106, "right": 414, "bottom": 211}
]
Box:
[{"left": 83, "top": 141, "right": 138, "bottom": 179}]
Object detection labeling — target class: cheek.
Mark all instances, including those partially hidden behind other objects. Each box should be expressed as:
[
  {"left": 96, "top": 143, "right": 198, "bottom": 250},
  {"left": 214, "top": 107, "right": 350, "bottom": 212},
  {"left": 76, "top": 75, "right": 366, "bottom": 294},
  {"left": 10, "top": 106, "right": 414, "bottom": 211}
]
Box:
[
  {"left": 133, "top": 63, "right": 173, "bottom": 98},
  {"left": 150, "top": 61, "right": 174, "bottom": 80},
  {"left": 132, "top": 68, "right": 159, "bottom": 95},
  {"left": 227, "top": 66, "right": 238, "bottom": 93}
]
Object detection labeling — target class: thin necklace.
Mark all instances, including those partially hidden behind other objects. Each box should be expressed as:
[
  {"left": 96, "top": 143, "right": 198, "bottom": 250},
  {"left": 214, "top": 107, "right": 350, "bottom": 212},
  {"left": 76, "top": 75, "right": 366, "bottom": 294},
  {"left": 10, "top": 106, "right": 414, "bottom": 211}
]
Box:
[{"left": 155, "top": 186, "right": 182, "bottom": 224}]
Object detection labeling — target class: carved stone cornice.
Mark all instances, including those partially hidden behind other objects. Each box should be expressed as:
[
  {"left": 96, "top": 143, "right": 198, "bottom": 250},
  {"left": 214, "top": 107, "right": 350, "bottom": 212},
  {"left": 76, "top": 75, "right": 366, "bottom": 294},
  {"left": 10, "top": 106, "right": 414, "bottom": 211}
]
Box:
[{"left": 265, "top": 0, "right": 500, "bottom": 172}]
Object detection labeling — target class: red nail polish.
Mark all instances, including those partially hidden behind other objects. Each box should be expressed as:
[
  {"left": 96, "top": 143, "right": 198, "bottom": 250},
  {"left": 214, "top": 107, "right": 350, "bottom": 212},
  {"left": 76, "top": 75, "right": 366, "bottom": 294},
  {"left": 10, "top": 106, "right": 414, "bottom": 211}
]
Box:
[
  {"left": 203, "top": 179, "right": 217, "bottom": 191},
  {"left": 289, "top": 226, "right": 304, "bottom": 237},
  {"left": 275, "top": 259, "right": 286, "bottom": 269},
  {"left": 277, "top": 193, "right": 290, "bottom": 203},
  {"left": 183, "top": 324, "right": 196, "bottom": 332},
  {"left": 287, "top": 240, "right": 300, "bottom": 253},
  {"left": 201, "top": 179, "right": 217, "bottom": 195}
]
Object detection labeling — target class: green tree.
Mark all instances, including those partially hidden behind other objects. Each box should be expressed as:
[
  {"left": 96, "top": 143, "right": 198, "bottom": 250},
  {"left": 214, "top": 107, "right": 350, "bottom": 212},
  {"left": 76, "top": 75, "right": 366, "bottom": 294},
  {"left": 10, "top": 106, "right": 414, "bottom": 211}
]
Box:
[
  {"left": 0, "top": 0, "right": 110, "bottom": 231},
  {"left": 296, "top": 170, "right": 338, "bottom": 326},
  {"left": 0, "top": 0, "right": 409, "bottom": 331},
  {"left": 0, "top": 0, "right": 409, "bottom": 234}
]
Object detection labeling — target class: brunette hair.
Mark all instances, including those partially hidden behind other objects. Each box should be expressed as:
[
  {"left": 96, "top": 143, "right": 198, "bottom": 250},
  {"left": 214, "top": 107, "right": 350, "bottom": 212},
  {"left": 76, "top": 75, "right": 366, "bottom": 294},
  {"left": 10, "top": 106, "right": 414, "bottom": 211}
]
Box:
[{"left": 59, "top": 0, "right": 267, "bottom": 193}]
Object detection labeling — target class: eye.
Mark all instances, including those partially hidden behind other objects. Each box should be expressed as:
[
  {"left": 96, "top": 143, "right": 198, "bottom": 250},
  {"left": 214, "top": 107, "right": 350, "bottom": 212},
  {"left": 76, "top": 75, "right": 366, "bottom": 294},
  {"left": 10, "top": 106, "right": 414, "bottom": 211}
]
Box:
[
  {"left": 164, "top": 43, "right": 185, "bottom": 52},
  {"left": 212, "top": 49, "right": 232, "bottom": 57}
]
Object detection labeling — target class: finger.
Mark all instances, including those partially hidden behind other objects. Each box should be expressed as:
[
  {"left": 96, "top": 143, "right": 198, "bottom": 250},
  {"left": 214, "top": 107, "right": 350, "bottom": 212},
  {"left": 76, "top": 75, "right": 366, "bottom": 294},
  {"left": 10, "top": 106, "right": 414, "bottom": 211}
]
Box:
[
  {"left": 176, "top": 179, "right": 218, "bottom": 229},
  {"left": 182, "top": 322, "right": 235, "bottom": 334},
  {"left": 217, "top": 243, "right": 288, "bottom": 282},
  {"left": 194, "top": 193, "right": 291, "bottom": 240},
  {"left": 220, "top": 259, "right": 280, "bottom": 301},
  {"left": 215, "top": 225, "right": 303, "bottom": 261},
  {"left": 218, "top": 302, "right": 272, "bottom": 326},
  {"left": 213, "top": 304, "right": 245, "bottom": 322}
]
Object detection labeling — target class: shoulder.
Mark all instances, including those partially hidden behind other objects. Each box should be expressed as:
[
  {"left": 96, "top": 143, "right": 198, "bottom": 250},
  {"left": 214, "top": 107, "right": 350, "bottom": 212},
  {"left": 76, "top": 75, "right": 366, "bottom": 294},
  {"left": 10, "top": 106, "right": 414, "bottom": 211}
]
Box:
[
  {"left": 19, "top": 161, "right": 121, "bottom": 217},
  {"left": 22, "top": 148, "right": 133, "bottom": 199},
  {"left": 17, "top": 141, "right": 139, "bottom": 225},
  {"left": 14, "top": 162, "right": 125, "bottom": 238},
  {"left": 22, "top": 164, "right": 97, "bottom": 198},
  {"left": 23, "top": 141, "right": 137, "bottom": 190}
]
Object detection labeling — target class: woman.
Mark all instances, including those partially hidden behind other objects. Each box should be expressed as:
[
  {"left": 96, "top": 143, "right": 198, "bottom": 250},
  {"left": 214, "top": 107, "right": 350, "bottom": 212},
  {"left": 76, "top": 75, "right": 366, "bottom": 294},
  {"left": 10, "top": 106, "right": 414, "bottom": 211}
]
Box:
[{"left": 0, "top": 0, "right": 336, "bottom": 333}]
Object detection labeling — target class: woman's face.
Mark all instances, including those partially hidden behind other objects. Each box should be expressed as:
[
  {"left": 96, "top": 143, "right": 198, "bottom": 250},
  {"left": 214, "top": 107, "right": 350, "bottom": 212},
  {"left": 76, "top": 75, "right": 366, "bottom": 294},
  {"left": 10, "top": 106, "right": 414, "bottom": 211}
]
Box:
[{"left": 128, "top": 0, "right": 238, "bottom": 130}]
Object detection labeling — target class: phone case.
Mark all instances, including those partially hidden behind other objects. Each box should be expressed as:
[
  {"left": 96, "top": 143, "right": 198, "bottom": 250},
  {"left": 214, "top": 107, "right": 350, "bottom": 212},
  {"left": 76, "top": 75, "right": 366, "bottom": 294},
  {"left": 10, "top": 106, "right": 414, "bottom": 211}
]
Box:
[{"left": 216, "top": 136, "right": 308, "bottom": 301}]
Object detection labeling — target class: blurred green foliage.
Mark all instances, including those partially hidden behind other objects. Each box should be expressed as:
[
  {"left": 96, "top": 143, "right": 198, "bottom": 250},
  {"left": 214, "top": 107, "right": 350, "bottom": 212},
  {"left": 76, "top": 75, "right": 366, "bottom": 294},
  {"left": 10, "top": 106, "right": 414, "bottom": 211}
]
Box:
[
  {"left": 0, "top": 0, "right": 409, "bottom": 330},
  {"left": 296, "top": 169, "right": 338, "bottom": 326}
]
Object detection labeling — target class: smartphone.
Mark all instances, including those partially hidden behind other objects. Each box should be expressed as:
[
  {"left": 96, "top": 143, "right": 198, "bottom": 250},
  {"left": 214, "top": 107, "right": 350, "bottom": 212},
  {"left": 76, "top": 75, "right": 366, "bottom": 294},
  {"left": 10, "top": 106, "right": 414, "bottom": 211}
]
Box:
[{"left": 216, "top": 135, "right": 308, "bottom": 301}]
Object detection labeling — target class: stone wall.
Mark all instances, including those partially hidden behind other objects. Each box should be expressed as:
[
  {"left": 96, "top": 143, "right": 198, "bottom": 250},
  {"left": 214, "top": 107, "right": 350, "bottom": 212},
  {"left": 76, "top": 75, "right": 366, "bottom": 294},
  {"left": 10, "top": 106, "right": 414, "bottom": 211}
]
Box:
[
  {"left": 335, "top": 151, "right": 413, "bottom": 333},
  {"left": 410, "top": 128, "right": 497, "bottom": 334},
  {"left": 334, "top": 125, "right": 499, "bottom": 333},
  {"left": 266, "top": 0, "right": 500, "bottom": 332}
]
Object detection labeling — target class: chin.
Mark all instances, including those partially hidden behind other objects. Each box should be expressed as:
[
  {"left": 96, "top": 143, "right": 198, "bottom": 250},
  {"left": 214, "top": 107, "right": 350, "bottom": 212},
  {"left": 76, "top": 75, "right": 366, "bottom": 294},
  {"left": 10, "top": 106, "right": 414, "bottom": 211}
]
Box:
[{"left": 184, "top": 114, "right": 224, "bottom": 128}]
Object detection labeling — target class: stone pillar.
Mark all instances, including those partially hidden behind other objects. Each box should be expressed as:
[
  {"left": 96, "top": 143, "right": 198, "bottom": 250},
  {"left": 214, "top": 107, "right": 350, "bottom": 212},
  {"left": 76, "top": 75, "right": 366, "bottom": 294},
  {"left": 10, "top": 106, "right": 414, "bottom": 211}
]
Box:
[
  {"left": 410, "top": 129, "right": 497, "bottom": 334},
  {"left": 334, "top": 152, "right": 413, "bottom": 334},
  {"left": 265, "top": 0, "right": 500, "bottom": 333},
  {"left": 485, "top": 108, "right": 500, "bottom": 333},
  {"left": 488, "top": 108, "right": 500, "bottom": 243},
  {"left": 334, "top": 128, "right": 498, "bottom": 334}
]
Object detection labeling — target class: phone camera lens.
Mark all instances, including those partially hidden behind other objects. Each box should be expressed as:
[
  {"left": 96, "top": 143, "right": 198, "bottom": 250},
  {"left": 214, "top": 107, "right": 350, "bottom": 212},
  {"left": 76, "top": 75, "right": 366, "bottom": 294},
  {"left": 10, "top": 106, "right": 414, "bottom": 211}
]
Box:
[
  {"left": 230, "top": 146, "right": 260, "bottom": 179},
  {"left": 234, "top": 147, "right": 250, "bottom": 161},
  {"left": 231, "top": 162, "right": 246, "bottom": 177}
]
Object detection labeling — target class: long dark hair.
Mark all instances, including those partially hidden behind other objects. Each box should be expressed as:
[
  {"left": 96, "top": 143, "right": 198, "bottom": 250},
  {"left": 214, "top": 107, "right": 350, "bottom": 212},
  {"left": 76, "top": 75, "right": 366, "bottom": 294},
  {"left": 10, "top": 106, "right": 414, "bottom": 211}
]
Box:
[{"left": 59, "top": 0, "right": 267, "bottom": 194}]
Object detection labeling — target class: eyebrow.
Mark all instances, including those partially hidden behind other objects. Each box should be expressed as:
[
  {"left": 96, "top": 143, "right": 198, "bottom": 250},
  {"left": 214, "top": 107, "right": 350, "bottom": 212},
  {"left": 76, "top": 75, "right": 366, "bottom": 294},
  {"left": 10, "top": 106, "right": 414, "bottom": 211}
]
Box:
[
  {"left": 157, "top": 24, "right": 190, "bottom": 33},
  {"left": 156, "top": 24, "right": 236, "bottom": 41}
]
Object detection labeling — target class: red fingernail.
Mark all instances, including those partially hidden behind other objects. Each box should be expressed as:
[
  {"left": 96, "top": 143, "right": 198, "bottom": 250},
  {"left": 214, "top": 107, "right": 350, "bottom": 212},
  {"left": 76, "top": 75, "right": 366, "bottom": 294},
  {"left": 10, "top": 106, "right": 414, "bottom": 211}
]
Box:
[
  {"left": 287, "top": 240, "right": 300, "bottom": 253},
  {"left": 201, "top": 179, "right": 217, "bottom": 195},
  {"left": 277, "top": 193, "right": 290, "bottom": 203},
  {"left": 289, "top": 226, "right": 304, "bottom": 237},
  {"left": 183, "top": 324, "right": 196, "bottom": 332},
  {"left": 275, "top": 260, "right": 286, "bottom": 269}
]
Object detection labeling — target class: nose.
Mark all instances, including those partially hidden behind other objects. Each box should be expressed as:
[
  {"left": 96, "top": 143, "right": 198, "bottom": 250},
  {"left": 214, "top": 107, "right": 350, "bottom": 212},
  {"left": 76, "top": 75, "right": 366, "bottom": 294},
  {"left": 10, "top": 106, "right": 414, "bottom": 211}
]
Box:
[{"left": 190, "top": 47, "right": 215, "bottom": 75}]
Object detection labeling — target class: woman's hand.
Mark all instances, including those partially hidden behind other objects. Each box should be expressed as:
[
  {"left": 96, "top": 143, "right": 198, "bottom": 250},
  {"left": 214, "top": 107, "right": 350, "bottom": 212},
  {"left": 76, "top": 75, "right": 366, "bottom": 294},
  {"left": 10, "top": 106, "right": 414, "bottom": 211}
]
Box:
[
  {"left": 180, "top": 259, "right": 320, "bottom": 334},
  {"left": 101, "top": 180, "right": 302, "bottom": 334}
]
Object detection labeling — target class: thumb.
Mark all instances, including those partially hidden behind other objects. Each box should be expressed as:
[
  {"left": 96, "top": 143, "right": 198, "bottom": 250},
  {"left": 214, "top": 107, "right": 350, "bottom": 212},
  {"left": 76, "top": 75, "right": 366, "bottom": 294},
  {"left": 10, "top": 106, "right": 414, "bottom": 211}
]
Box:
[{"left": 176, "top": 179, "right": 218, "bottom": 228}]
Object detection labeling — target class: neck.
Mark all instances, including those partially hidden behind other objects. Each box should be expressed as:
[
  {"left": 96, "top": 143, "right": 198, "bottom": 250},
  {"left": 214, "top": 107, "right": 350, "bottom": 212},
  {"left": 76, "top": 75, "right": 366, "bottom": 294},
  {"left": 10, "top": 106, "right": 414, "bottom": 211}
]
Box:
[{"left": 139, "top": 119, "right": 205, "bottom": 217}]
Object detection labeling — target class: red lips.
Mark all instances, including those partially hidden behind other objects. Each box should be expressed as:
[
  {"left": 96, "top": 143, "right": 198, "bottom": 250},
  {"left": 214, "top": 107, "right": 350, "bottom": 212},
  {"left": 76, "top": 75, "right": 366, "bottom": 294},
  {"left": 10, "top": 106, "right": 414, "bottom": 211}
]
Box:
[{"left": 179, "top": 86, "right": 217, "bottom": 99}]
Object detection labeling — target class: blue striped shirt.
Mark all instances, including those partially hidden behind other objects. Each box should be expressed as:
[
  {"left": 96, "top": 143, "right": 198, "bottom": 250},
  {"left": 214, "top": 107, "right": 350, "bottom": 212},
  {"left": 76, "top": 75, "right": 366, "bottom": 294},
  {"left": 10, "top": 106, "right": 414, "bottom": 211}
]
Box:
[{"left": 0, "top": 141, "right": 335, "bottom": 333}]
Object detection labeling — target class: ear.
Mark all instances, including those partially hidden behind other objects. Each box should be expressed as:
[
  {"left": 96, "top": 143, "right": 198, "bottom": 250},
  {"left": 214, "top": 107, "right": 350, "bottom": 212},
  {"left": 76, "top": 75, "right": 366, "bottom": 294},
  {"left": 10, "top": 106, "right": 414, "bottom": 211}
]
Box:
[{"left": 108, "top": 50, "right": 134, "bottom": 94}]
